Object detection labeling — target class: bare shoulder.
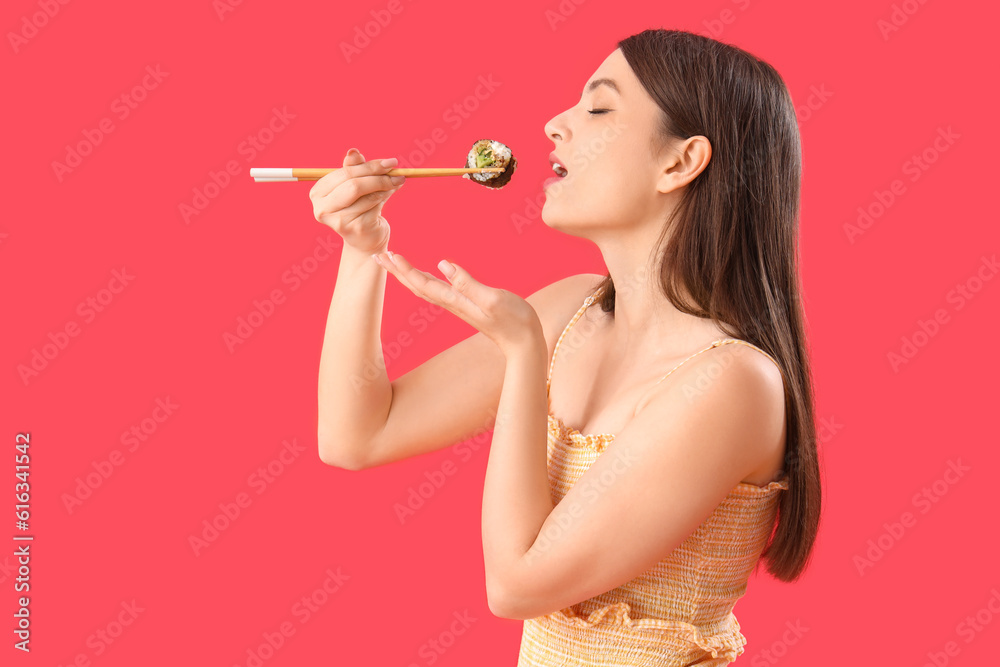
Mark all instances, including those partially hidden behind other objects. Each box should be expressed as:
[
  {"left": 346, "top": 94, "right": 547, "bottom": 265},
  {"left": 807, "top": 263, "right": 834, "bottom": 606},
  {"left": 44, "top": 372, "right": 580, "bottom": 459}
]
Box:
[
  {"left": 710, "top": 341, "right": 785, "bottom": 398},
  {"left": 636, "top": 340, "right": 787, "bottom": 483}
]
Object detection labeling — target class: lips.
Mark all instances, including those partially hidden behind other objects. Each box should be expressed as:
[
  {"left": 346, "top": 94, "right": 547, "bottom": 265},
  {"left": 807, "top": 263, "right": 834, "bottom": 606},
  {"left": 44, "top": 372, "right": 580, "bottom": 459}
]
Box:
[
  {"left": 549, "top": 151, "right": 568, "bottom": 178},
  {"left": 543, "top": 176, "right": 564, "bottom": 190}
]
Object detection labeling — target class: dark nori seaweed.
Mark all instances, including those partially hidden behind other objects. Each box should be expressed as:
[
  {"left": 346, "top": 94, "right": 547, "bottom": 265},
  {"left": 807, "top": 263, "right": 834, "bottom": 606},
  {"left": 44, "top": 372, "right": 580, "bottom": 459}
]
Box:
[{"left": 465, "top": 139, "right": 516, "bottom": 189}]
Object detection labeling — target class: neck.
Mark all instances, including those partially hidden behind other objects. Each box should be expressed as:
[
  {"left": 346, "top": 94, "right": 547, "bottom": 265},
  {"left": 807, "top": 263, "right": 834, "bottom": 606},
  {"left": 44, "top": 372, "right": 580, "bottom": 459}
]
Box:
[{"left": 594, "top": 228, "right": 723, "bottom": 357}]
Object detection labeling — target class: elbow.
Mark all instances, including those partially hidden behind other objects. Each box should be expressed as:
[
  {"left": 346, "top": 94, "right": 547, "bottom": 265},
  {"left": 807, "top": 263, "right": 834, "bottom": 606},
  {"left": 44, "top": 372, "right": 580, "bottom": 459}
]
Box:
[
  {"left": 487, "top": 587, "right": 511, "bottom": 619},
  {"left": 488, "top": 567, "right": 556, "bottom": 620},
  {"left": 486, "top": 576, "right": 525, "bottom": 620},
  {"left": 317, "top": 419, "right": 384, "bottom": 470},
  {"left": 317, "top": 438, "right": 367, "bottom": 470}
]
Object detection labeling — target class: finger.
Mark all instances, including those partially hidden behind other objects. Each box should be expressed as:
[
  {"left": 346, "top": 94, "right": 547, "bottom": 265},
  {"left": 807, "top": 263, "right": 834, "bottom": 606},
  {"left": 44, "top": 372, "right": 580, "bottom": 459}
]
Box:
[
  {"left": 310, "top": 148, "right": 364, "bottom": 199},
  {"left": 324, "top": 170, "right": 405, "bottom": 212},
  {"left": 385, "top": 253, "right": 482, "bottom": 315},
  {"left": 311, "top": 156, "right": 400, "bottom": 200},
  {"left": 344, "top": 147, "right": 365, "bottom": 167},
  {"left": 432, "top": 260, "right": 498, "bottom": 311},
  {"left": 336, "top": 184, "right": 400, "bottom": 222}
]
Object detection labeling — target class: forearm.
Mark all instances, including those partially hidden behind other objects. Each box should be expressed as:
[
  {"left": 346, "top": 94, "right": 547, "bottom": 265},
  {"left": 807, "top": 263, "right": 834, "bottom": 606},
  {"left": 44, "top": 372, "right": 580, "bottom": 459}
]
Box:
[
  {"left": 317, "top": 243, "right": 391, "bottom": 465},
  {"left": 481, "top": 337, "right": 553, "bottom": 595}
]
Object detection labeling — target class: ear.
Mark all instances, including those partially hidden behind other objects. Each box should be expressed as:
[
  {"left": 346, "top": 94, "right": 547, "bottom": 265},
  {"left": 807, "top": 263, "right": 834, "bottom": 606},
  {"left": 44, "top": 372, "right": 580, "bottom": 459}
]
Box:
[{"left": 655, "top": 135, "right": 711, "bottom": 194}]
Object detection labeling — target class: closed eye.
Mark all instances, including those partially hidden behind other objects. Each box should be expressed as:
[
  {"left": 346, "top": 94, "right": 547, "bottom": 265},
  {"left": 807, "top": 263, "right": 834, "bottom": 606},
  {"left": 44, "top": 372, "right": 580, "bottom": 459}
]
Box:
[{"left": 588, "top": 109, "right": 611, "bottom": 115}]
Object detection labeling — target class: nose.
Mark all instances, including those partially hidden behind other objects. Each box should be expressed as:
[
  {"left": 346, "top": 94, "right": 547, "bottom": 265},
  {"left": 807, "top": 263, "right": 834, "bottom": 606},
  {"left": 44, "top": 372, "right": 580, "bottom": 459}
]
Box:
[{"left": 544, "top": 109, "right": 568, "bottom": 143}]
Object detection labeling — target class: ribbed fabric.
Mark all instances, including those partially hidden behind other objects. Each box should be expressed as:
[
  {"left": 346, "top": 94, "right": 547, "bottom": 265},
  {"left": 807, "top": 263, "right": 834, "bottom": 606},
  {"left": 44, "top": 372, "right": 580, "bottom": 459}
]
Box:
[{"left": 516, "top": 286, "right": 789, "bottom": 667}]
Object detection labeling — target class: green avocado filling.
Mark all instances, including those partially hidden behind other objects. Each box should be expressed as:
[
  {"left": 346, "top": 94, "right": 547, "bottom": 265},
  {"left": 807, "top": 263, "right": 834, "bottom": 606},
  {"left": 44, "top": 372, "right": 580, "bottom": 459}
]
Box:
[{"left": 475, "top": 147, "right": 495, "bottom": 168}]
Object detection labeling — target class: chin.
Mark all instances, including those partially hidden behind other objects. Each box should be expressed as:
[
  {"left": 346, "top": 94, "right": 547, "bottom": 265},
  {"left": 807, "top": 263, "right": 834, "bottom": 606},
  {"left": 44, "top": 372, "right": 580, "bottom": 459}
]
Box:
[
  {"left": 542, "top": 191, "right": 604, "bottom": 230},
  {"left": 540, "top": 207, "right": 588, "bottom": 235},
  {"left": 540, "top": 200, "right": 562, "bottom": 229}
]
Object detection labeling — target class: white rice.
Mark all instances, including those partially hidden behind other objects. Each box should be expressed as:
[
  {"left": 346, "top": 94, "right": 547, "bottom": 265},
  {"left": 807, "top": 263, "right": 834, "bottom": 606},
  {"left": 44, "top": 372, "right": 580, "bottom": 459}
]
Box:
[{"left": 464, "top": 140, "right": 511, "bottom": 182}]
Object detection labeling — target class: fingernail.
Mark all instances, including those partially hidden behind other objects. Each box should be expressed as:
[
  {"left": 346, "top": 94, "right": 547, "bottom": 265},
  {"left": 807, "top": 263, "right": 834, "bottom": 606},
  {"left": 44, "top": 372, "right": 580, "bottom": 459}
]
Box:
[
  {"left": 371, "top": 253, "right": 382, "bottom": 266},
  {"left": 386, "top": 249, "right": 397, "bottom": 264},
  {"left": 438, "top": 259, "right": 456, "bottom": 278},
  {"left": 391, "top": 175, "right": 405, "bottom": 185},
  {"left": 380, "top": 157, "right": 398, "bottom": 168}
]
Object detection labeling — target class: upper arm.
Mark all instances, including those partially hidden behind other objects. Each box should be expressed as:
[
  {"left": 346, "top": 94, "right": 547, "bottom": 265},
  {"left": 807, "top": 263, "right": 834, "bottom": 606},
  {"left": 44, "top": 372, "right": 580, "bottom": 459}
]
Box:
[
  {"left": 490, "top": 344, "right": 785, "bottom": 620},
  {"left": 352, "top": 272, "right": 606, "bottom": 470}
]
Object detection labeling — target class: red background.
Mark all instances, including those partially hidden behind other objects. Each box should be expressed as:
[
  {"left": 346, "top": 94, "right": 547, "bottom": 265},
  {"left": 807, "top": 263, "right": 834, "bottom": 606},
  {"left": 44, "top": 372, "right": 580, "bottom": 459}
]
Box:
[{"left": 4, "top": 0, "right": 998, "bottom": 665}]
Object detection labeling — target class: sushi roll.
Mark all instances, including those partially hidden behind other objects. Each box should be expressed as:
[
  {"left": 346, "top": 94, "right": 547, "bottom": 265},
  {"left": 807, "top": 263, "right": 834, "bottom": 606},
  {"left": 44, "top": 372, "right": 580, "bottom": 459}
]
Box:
[{"left": 463, "top": 139, "right": 517, "bottom": 189}]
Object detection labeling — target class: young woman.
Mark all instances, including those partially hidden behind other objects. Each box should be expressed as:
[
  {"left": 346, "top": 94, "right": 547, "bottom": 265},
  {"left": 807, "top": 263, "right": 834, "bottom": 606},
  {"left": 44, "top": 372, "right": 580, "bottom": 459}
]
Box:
[{"left": 312, "top": 28, "right": 821, "bottom": 667}]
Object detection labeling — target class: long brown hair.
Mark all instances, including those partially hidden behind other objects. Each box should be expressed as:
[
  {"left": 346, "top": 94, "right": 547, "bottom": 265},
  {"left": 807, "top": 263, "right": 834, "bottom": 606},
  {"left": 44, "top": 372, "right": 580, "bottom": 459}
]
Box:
[{"left": 597, "top": 29, "right": 821, "bottom": 581}]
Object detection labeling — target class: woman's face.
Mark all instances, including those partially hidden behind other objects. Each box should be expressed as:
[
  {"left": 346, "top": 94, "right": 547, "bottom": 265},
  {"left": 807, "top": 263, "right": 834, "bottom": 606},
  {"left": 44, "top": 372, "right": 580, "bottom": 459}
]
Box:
[{"left": 542, "top": 48, "right": 669, "bottom": 234}]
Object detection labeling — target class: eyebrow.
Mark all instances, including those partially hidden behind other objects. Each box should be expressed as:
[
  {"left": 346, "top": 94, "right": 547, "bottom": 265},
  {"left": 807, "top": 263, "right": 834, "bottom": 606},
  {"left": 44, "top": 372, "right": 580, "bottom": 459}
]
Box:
[{"left": 580, "top": 78, "right": 620, "bottom": 100}]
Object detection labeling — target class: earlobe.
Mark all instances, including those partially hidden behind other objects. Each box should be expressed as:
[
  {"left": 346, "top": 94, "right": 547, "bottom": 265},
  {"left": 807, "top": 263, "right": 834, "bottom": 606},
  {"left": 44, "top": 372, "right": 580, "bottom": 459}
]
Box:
[
  {"left": 655, "top": 165, "right": 677, "bottom": 195},
  {"left": 655, "top": 151, "right": 684, "bottom": 194}
]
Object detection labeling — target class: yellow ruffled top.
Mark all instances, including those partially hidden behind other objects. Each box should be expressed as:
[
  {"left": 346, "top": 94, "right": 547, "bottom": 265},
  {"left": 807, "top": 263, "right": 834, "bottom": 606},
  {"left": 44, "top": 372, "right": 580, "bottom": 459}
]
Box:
[{"left": 516, "top": 287, "right": 789, "bottom": 667}]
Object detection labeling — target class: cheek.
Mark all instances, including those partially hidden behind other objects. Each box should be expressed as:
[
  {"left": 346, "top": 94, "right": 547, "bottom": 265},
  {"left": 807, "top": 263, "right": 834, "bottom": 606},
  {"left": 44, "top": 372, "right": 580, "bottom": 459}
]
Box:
[
  {"left": 591, "top": 171, "right": 647, "bottom": 218},
  {"left": 600, "top": 137, "right": 658, "bottom": 206},
  {"left": 581, "top": 151, "right": 646, "bottom": 207}
]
